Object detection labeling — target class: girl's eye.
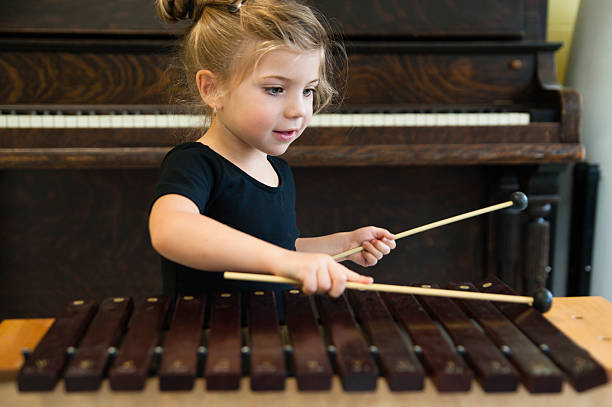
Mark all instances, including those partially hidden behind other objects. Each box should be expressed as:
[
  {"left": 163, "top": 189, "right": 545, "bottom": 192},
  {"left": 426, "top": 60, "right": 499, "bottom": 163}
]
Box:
[
  {"left": 265, "top": 87, "right": 284, "bottom": 95},
  {"left": 303, "top": 88, "right": 316, "bottom": 97}
]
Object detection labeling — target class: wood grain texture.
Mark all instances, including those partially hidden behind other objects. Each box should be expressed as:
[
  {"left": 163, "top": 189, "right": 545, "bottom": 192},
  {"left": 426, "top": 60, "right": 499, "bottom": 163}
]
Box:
[{"left": 0, "top": 319, "right": 54, "bottom": 381}]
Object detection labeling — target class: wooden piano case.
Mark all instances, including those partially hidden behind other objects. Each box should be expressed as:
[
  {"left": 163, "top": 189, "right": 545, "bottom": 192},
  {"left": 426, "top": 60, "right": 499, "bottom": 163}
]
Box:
[{"left": 0, "top": 0, "right": 583, "bottom": 318}]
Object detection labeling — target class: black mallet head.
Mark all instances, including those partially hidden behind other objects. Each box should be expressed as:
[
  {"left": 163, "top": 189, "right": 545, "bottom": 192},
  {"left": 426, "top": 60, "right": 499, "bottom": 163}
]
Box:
[
  {"left": 511, "top": 191, "right": 528, "bottom": 211},
  {"left": 532, "top": 287, "right": 553, "bottom": 313}
]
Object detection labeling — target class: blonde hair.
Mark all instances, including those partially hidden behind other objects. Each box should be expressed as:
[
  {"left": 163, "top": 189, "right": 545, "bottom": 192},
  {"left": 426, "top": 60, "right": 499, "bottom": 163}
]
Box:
[{"left": 156, "top": 0, "right": 346, "bottom": 125}]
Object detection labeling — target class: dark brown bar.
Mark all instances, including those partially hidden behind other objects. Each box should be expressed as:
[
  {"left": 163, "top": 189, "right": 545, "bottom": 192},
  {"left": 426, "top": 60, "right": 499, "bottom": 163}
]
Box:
[
  {"left": 316, "top": 294, "right": 378, "bottom": 391},
  {"left": 348, "top": 290, "right": 425, "bottom": 391},
  {"left": 108, "top": 296, "right": 170, "bottom": 391},
  {"left": 159, "top": 295, "right": 206, "bottom": 391},
  {"left": 283, "top": 290, "right": 332, "bottom": 391},
  {"left": 415, "top": 284, "right": 519, "bottom": 392},
  {"left": 205, "top": 291, "right": 242, "bottom": 390},
  {"left": 478, "top": 276, "right": 608, "bottom": 391},
  {"left": 0, "top": 123, "right": 561, "bottom": 148},
  {"left": 18, "top": 299, "right": 98, "bottom": 391},
  {"left": 448, "top": 282, "right": 563, "bottom": 393},
  {"left": 247, "top": 291, "right": 286, "bottom": 391},
  {"left": 382, "top": 292, "right": 473, "bottom": 392},
  {"left": 64, "top": 297, "right": 133, "bottom": 391}
]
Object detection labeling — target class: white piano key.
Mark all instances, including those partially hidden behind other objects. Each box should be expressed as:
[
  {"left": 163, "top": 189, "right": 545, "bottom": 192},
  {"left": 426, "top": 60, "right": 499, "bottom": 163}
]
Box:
[
  {"left": 394, "top": 113, "right": 406, "bottom": 127},
  {"left": 52, "top": 114, "right": 64, "bottom": 128},
  {"left": 178, "top": 115, "right": 191, "bottom": 127},
  {"left": 41, "top": 115, "right": 54, "bottom": 128},
  {"left": 133, "top": 114, "right": 146, "bottom": 128},
  {"left": 339, "top": 114, "right": 352, "bottom": 127},
  {"left": 498, "top": 113, "right": 509, "bottom": 126},
  {"left": 435, "top": 113, "right": 448, "bottom": 127},
  {"left": 456, "top": 114, "right": 468, "bottom": 126},
  {"left": 0, "top": 114, "right": 8, "bottom": 128},
  {"left": 374, "top": 113, "right": 386, "bottom": 126},
  {"left": 156, "top": 114, "right": 169, "bottom": 128},
  {"left": 415, "top": 114, "right": 426, "bottom": 126},
  {"left": 88, "top": 114, "right": 101, "bottom": 128},
  {"left": 404, "top": 113, "right": 416, "bottom": 126},
  {"left": 123, "top": 113, "right": 135, "bottom": 128},
  {"left": 322, "top": 113, "right": 335, "bottom": 126},
  {"left": 351, "top": 113, "right": 364, "bottom": 127},
  {"left": 99, "top": 115, "right": 111, "bottom": 128},
  {"left": 140, "top": 114, "right": 156, "bottom": 128},
  {"left": 362, "top": 113, "right": 375, "bottom": 127},
  {"left": 110, "top": 115, "right": 123, "bottom": 128},
  {"left": 18, "top": 114, "right": 30, "bottom": 128},
  {"left": 76, "top": 114, "right": 89, "bottom": 128},
  {"left": 488, "top": 113, "right": 500, "bottom": 126},
  {"left": 168, "top": 114, "right": 182, "bottom": 128},
  {"left": 64, "top": 115, "right": 77, "bottom": 128},
  {"left": 7, "top": 114, "right": 19, "bottom": 128},
  {"left": 424, "top": 114, "right": 436, "bottom": 127},
  {"left": 466, "top": 113, "right": 479, "bottom": 126},
  {"left": 30, "top": 114, "right": 43, "bottom": 128},
  {"left": 476, "top": 113, "right": 489, "bottom": 126}
]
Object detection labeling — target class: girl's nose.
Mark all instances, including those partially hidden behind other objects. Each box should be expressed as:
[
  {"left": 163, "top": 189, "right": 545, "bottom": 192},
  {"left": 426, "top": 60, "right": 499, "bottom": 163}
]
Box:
[{"left": 285, "top": 93, "right": 307, "bottom": 118}]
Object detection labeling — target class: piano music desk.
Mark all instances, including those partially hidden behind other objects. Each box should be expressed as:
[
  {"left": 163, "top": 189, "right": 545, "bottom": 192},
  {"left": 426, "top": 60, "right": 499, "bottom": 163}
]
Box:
[{"left": 1, "top": 296, "right": 611, "bottom": 407}]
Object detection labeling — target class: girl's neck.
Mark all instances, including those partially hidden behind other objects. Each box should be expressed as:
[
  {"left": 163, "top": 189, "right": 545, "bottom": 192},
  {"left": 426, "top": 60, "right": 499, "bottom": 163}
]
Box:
[{"left": 197, "top": 119, "right": 279, "bottom": 187}]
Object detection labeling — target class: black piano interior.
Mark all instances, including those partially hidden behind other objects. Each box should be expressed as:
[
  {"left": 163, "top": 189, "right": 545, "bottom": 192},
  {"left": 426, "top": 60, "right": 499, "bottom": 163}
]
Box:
[{"left": 0, "top": 0, "right": 583, "bottom": 318}]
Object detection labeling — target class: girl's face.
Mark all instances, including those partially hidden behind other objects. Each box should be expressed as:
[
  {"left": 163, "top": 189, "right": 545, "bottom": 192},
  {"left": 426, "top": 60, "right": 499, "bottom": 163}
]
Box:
[{"left": 215, "top": 48, "right": 321, "bottom": 157}]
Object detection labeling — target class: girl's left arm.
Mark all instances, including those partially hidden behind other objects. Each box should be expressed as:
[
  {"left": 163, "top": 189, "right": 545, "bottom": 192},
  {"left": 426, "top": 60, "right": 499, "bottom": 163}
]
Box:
[{"left": 295, "top": 226, "right": 396, "bottom": 267}]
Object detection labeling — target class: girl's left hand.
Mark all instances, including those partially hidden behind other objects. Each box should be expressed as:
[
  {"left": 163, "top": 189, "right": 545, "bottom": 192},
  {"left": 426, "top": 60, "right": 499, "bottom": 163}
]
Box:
[{"left": 343, "top": 226, "right": 396, "bottom": 267}]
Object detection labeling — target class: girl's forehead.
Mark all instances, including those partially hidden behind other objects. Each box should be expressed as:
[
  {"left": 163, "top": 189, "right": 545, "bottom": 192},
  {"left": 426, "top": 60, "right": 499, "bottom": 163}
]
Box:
[{"left": 252, "top": 48, "right": 321, "bottom": 80}]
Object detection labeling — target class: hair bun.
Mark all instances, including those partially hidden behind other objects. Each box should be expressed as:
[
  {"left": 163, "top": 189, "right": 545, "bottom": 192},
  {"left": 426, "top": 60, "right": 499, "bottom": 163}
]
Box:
[{"left": 156, "top": 0, "right": 196, "bottom": 23}]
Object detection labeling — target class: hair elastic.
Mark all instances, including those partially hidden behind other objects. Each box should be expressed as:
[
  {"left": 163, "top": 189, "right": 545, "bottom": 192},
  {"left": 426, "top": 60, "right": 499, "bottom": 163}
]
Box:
[{"left": 227, "top": 0, "right": 247, "bottom": 13}]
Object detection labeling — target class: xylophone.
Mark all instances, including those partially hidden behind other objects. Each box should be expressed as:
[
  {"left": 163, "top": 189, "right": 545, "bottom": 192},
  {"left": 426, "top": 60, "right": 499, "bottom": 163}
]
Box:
[{"left": 6, "top": 276, "right": 611, "bottom": 406}]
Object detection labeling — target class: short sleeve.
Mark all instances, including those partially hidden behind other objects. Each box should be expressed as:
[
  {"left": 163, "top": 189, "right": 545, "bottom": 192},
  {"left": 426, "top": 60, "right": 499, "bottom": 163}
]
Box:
[{"left": 151, "top": 145, "right": 216, "bottom": 213}]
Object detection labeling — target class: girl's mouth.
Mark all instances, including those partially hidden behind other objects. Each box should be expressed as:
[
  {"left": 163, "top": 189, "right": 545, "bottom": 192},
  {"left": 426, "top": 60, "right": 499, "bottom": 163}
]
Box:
[{"left": 273, "top": 130, "right": 297, "bottom": 141}]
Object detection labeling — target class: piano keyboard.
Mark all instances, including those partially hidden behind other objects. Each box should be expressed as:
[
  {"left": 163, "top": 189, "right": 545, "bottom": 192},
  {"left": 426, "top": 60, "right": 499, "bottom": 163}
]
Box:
[{"left": 0, "top": 112, "right": 530, "bottom": 128}]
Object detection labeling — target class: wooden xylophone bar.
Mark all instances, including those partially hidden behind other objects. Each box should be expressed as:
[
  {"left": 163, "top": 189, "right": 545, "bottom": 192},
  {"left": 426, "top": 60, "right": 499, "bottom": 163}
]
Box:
[{"left": 16, "top": 276, "right": 608, "bottom": 393}]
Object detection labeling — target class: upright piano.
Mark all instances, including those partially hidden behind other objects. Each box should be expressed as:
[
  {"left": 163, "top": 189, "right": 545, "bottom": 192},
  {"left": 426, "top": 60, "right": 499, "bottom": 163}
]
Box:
[{"left": 0, "top": 0, "right": 583, "bottom": 318}]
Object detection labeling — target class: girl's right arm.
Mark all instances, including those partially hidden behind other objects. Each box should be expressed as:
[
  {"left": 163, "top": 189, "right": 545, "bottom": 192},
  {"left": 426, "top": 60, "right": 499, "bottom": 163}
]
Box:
[{"left": 149, "top": 194, "right": 372, "bottom": 297}]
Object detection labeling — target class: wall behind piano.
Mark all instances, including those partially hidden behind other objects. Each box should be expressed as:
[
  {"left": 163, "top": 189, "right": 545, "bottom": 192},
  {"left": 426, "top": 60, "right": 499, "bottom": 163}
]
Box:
[{"left": 564, "top": 0, "right": 612, "bottom": 301}]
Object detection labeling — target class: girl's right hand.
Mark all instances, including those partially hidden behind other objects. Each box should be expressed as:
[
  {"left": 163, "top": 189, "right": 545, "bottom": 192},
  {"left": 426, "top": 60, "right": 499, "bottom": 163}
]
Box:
[{"left": 273, "top": 251, "right": 373, "bottom": 297}]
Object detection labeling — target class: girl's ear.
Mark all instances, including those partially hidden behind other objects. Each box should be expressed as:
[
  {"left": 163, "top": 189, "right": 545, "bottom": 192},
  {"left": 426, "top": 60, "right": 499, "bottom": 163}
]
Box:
[{"left": 196, "top": 70, "right": 222, "bottom": 109}]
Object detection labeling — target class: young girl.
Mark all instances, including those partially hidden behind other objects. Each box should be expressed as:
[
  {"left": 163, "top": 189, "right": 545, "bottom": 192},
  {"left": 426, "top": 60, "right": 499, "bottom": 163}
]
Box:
[{"left": 149, "top": 0, "right": 396, "bottom": 300}]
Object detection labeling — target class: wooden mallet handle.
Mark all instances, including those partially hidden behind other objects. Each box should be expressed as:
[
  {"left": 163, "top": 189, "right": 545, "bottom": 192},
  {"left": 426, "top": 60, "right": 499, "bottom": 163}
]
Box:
[
  {"left": 332, "top": 192, "right": 528, "bottom": 260},
  {"left": 223, "top": 271, "right": 553, "bottom": 312}
]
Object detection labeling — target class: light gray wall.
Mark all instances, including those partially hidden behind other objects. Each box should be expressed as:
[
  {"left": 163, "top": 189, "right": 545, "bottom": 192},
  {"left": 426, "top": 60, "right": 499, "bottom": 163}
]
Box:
[{"left": 562, "top": 0, "right": 612, "bottom": 300}]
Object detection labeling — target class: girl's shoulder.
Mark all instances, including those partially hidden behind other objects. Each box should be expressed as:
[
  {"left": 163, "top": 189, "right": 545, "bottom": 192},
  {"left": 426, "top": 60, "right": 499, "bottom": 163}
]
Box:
[{"left": 162, "top": 142, "right": 220, "bottom": 167}]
